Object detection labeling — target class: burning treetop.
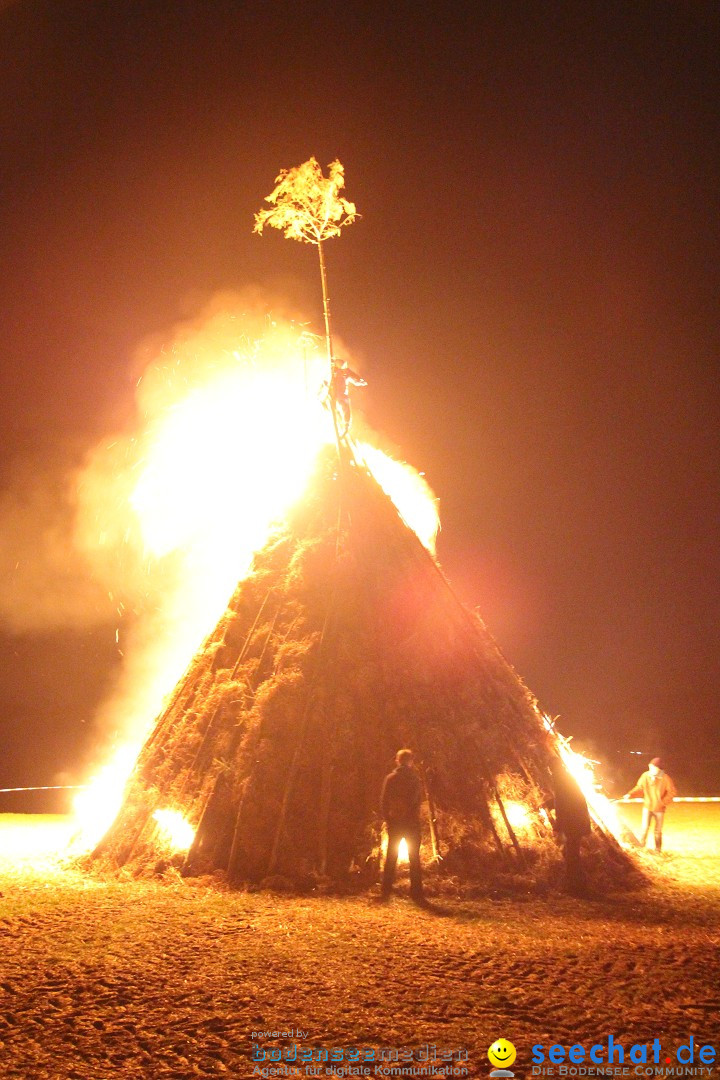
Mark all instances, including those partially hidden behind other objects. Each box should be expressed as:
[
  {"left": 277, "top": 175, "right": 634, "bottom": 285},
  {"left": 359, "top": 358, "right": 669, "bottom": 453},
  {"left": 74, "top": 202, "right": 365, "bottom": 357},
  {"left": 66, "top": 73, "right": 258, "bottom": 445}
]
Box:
[
  {"left": 254, "top": 157, "right": 360, "bottom": 404},
  {"left": 253, "top": 158, "right": 358, "bottom": 246}
]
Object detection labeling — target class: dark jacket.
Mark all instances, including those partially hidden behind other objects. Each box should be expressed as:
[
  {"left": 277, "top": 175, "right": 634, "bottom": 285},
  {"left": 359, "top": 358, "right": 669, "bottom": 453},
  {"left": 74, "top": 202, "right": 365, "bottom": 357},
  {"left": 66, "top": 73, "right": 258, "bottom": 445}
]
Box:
[
  {"left": 381, "top": 765, "right": 423, "bottom": 825},
  {"left": 548, "top": 759, "right": 591, "bottom": 839}
]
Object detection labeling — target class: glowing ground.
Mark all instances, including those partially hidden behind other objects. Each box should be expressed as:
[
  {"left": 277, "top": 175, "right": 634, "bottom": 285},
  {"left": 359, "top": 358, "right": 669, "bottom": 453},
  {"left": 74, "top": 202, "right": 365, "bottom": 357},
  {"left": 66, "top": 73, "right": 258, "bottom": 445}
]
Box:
[{"left": 0, "top": 807, "right": 718, "bottom": 1078}]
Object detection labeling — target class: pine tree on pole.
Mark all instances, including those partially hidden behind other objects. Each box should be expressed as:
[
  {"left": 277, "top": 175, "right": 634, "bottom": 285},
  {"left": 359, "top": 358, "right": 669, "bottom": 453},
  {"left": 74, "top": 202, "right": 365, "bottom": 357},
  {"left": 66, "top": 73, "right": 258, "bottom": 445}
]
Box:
[{"left": 253, "top": 158, "right": 358, "bottom": 373}]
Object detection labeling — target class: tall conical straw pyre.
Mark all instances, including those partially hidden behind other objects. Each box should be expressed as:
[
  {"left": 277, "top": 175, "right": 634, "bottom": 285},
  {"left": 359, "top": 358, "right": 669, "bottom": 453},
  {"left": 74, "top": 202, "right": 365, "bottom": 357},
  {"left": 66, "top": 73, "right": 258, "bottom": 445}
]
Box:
[
  {"left": 92, "top": 159, "right": 636, "bottom": 889},
  {"left": 94, "top": 441, "right": 633, "bottom": 889}
]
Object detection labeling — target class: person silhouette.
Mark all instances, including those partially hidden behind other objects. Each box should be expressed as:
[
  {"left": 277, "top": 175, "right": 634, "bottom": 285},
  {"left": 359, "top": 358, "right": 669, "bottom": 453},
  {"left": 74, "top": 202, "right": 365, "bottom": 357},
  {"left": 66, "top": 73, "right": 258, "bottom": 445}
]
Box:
[
  {"left": 546, "top": 755, "right": 591, "bottom": 893},
  {"left": 380, "top": 748, "right": 425, "bottom": 902},
  {"left": 325, "top": 358, "right": 366, "bottom": 437},
  {"left": 623, "top": 757, "right": 676, "bottom": 852}
]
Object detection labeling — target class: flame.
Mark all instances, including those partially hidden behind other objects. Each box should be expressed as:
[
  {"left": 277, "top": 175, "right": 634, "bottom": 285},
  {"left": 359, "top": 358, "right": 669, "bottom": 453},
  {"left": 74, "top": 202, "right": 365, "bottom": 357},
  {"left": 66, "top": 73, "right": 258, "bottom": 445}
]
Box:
[
  {"left": 503, "top": 800, "right": 532, "bottom": 831},
  {"left": 131, "top": 365, "right": 333, "bottom": 561},
  {"left": 66, "top": 307, "right": 440, "bottom": 853},
  {"left": 357, "top": 443, "right": 439, "bottom": 554},
  {"left": 541, "top": 713, "right": 627, "bottom": 843},
  {"left": 380, "top": 834, "right": 411, "bottom": 865},
  {"left": 70, "top": 744, "right": 140, "bottom": 851},
  {"left": 152, "top": 809, "right": 195, "bottom": 852}
]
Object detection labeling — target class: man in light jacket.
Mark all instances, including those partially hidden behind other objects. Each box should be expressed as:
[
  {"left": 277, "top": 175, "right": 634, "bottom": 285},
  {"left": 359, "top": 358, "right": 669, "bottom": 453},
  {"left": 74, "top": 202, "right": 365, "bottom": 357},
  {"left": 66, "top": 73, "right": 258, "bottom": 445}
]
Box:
[{"left": 624, "top": 757, "right": 677, "bottom": 851}]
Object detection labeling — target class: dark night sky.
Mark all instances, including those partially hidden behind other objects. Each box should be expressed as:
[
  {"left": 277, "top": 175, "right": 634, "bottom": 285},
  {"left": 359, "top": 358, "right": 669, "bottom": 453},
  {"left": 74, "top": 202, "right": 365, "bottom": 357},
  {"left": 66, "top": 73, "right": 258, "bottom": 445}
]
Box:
[{"left": 1, "top": 0, "right": 718, "bottom": 803}]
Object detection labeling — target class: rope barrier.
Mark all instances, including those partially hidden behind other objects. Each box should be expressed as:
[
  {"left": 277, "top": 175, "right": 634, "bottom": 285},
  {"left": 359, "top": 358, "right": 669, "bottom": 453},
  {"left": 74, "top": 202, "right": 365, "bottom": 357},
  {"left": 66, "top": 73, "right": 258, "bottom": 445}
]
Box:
[
  {"left": 0, "top": 785, "right": 88, "bottom": 794},
  {"left": 618, "top": 797, "right": 720, "bottom": 803}
]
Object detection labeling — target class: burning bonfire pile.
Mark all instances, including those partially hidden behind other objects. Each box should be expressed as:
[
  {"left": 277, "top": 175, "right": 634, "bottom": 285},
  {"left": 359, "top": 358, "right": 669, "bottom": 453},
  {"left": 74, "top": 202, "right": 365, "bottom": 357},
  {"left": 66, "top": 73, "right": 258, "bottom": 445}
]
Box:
[
  {"left": 91, "top": 437, "right": 633, "bottom": 889},
  {"left": 71, "top": 160, "right": 637, "bottom": 891}
]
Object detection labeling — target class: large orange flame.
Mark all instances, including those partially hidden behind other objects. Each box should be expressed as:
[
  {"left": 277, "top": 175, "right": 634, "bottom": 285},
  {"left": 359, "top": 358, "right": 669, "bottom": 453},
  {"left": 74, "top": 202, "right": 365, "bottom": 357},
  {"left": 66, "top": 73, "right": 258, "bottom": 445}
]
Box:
[{"left": 69, "top": 305, "right": 440, "bottom": 852}]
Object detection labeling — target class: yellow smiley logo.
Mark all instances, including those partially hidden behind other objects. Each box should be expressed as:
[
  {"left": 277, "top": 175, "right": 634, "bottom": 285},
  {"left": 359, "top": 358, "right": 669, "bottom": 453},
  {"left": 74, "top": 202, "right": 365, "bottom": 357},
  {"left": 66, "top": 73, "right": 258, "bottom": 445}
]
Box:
[{"left": 488, "top": 1039, "right": 517, "bottom": 1068}]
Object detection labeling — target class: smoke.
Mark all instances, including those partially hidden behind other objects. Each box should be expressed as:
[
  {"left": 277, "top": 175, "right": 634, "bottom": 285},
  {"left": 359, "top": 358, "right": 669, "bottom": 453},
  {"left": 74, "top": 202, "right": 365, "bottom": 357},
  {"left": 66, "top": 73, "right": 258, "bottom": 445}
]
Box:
[
  {"left": 2, "top": 290, "right": 440, "bottom": 799},
  {"left": 1, "top": 292, "right": 359, "bottom": 764},
  {"left": 0, "top": 451, "right": 113, "bottom": 633}
]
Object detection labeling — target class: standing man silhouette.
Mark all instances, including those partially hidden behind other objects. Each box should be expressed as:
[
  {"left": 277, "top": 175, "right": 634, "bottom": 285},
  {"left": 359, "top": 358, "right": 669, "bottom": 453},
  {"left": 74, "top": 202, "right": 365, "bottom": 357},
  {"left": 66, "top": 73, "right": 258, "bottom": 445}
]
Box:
[
  {"left": 547, "top": 754, "right": 592, "bottom": 893},
  {"left": 380, "top": 749, "right": 425, "bottom": 902},
  {"left": 326, "top": 358, "right": 366, "bottom": 437}
]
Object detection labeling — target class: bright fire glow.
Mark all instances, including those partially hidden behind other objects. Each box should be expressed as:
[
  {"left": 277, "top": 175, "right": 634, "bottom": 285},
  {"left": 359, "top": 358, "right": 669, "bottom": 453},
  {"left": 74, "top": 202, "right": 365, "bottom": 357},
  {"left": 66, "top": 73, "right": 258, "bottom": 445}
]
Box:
[
  {"left": 0, "top": 816, "right": 74, "bottom": 868},
  {"left": 67, "top": 308, "right": 441, "bottom": 854},
  {"left": 131, "top": 367, "right": 333, "bottom": 560},
  {"left": 503, "top": 800, "right": 532, "bottom": 831},
  {"left": 153, "top": 809, "right": 195, "bottom": 852},
  {"left": 541, "top": 712, "right": 627, "bottom": 843},
  {"left": 398, "top": 838, "right": 409, "bottom": 864},
  {"left": 358, "top": 443, "right": 439, "bottom": 554},
  {"left": 70, "top": 744, "right": 140, "bottom": 852}
]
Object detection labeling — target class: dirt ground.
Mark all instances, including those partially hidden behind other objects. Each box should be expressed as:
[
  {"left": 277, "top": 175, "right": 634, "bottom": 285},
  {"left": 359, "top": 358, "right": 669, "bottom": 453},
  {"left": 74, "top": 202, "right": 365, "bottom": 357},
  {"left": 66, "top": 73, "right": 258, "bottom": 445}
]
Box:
[{"left": 0, "top": 806, "right": 718, "bottom": 1080}]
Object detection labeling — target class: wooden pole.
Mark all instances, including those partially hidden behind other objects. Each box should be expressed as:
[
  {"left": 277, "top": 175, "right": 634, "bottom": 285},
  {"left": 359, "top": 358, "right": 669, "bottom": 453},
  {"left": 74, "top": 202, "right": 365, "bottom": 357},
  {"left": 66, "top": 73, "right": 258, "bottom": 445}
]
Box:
[
  {"left": 416, "top": 759, "right": 440, "bottom": 862},
  {"left": 493, "top": 782, "right": 526, "bottom": 865},
  {"left": 317, "top": 239, "right": 345, "bottom": 452},
  {"left": 317, "top": 240, "right": 334, "bottom": 368}
]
